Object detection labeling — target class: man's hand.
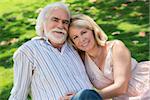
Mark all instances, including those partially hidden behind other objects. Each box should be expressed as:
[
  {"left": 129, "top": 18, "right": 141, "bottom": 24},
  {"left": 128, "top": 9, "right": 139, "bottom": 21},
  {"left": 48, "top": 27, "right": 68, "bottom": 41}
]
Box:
[{"left": 59, "top": 92, "right": 76, "bottom": 100}]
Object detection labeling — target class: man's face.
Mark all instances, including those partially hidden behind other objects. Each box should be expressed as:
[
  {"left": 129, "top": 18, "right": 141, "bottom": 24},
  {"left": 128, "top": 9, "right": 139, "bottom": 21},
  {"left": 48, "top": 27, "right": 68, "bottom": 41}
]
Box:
[{"left": 44, "top": 7, "right": 70, "bottom": 46}]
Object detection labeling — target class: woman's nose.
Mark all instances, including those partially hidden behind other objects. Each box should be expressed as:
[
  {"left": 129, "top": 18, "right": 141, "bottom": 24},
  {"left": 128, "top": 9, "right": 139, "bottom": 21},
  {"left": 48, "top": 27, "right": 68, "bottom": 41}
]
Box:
[{"left": 79, "top": 37, "right": 86, "bottom": 43}]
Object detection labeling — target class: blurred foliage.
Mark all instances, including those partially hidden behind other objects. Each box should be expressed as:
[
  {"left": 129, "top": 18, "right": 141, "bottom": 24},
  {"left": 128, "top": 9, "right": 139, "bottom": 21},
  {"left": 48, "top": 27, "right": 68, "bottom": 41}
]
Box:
[{"left": 66, "top": 0, "right": 149, "bottom": 61}]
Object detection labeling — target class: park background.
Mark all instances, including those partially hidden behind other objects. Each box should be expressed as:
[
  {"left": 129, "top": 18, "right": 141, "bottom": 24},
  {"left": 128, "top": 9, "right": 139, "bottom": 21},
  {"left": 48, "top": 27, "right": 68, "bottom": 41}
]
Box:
[{"left": 0, "top": 0, "right": 149, "bottom": 99}]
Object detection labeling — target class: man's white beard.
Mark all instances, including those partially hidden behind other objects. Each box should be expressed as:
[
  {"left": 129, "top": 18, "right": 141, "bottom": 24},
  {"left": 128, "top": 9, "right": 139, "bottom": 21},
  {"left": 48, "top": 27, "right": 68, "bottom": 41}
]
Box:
[{"left": 45, "top": 28, "right": 67, "bottom": 44}]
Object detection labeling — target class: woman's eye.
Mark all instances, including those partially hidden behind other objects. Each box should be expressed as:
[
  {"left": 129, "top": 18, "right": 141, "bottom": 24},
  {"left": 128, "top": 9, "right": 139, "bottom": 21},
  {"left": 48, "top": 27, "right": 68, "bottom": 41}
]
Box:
[{"left": 73, "top": 36, "right": 78, "bottom": 40}]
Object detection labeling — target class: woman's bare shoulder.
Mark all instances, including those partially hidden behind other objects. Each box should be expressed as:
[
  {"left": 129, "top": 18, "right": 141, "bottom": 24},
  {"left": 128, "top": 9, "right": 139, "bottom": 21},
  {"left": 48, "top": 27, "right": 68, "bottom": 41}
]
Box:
[
  {"left": 106, "top": 40, "right": 125, "bottom": 49},
  {"left": 107, "top": 40, "right": 124, "bottom": 45}
]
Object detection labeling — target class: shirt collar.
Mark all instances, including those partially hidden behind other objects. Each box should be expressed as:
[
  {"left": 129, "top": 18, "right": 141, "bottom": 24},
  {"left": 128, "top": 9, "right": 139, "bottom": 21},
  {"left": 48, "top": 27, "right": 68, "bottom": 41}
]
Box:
[{"left": 32, "top": 36, "right": 68, "bottom": 54}]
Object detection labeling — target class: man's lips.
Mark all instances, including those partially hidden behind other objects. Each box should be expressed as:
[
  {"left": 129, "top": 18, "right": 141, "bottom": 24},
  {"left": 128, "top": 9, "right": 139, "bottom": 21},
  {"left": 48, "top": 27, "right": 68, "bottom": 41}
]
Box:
[{"left": 53, "top": 31, "right": 64, "bottom": 34}]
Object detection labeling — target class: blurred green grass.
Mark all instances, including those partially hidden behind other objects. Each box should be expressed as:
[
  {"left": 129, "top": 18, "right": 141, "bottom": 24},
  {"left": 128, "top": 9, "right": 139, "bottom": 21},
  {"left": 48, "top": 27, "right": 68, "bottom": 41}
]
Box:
[{"left": 0, "top": 0, "right": 149, "bottom": 99}]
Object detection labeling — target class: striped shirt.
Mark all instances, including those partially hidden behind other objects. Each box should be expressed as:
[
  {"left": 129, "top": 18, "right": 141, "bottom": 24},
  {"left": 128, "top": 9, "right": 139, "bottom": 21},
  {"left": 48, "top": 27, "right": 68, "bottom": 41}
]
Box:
[{"left": 9, "top": 37, "right": 93, "bottom": 100}]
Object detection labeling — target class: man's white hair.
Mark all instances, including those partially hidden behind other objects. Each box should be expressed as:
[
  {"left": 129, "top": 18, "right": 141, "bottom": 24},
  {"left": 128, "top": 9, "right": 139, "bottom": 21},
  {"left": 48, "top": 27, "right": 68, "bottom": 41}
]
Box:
[{"left": 35, "top": 2, "right": 70, "bottom": 37}]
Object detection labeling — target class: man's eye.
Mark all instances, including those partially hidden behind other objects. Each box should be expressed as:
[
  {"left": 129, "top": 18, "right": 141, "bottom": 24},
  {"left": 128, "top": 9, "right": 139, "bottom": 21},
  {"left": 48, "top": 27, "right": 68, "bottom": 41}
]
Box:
[
  {"left": 63, "top": 20, "right": 69, "bottom": 25},
  {"left": 51, "top": 18, "right": 59, "bottom": 22}
]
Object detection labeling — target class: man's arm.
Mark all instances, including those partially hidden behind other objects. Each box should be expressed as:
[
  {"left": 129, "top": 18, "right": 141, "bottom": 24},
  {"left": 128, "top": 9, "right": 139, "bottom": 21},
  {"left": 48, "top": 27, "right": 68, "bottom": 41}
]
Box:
[{"left": 9, "top": 50, "right": 33, "bottom": 100}]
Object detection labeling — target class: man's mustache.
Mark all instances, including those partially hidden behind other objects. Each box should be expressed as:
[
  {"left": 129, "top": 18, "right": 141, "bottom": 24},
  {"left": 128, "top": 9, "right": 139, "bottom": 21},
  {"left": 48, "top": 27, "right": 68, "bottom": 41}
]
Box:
[{"left": 51, "top": 28, "right": 67, "bottom": 35}]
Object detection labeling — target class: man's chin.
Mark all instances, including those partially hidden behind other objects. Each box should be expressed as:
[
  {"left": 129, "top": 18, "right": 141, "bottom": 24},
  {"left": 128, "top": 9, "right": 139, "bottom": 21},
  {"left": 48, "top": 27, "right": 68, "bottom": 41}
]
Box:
[
  {"left": 50, "top": 39, "right": 66, "bottom": 44},
  {"left": 54, "top": 41, "right": 65, "bottom": 44},
  {"left": 46, "top": 33, "right": 67, "bottom": 45}
]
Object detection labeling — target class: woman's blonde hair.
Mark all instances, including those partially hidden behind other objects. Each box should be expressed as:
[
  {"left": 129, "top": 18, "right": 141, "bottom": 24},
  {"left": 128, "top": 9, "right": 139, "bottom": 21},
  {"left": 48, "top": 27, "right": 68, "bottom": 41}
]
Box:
[{"left": 69, "top": 14, "right": 108, "bottom": 47}]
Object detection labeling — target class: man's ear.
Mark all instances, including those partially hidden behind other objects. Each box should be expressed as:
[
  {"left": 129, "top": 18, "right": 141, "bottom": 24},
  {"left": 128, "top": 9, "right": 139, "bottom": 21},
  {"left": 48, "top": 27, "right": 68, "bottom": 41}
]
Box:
[{"left": 43, "top": 22, "right": 47, "bottom": 34}]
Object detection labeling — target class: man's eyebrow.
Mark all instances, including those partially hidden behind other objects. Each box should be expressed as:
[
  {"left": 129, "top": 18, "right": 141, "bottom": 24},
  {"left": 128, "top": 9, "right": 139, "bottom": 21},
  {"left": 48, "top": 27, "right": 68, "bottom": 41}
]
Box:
[
  {"left": 51, "top": 17, "right": 59, "bottom": 20},
  {"left": 50, "top": 16, "right": 70, "bottom": 24},
  {"left": 52, "top": 16, "right": 69, "bottom": 21},
  {"left": 63, "top": 19, "right": 70, "bottom": 23}
]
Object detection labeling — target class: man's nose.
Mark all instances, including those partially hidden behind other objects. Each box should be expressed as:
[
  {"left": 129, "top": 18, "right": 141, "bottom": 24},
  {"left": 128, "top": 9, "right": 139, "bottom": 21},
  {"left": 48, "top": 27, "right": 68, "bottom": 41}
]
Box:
[{"left": 57, "top": 21, "right": 64, "bottom": 29}]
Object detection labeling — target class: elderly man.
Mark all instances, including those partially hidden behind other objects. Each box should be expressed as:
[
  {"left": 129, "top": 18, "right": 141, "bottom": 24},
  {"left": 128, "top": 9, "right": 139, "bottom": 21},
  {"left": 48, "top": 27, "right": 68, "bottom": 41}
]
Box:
[{"left": 9, "top": 2, "right": 102, "bottom": 100}]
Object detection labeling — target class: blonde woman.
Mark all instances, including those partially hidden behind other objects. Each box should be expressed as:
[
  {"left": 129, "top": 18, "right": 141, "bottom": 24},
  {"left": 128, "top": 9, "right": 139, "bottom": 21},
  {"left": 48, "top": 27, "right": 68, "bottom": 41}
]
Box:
[{"left": 67, "top": 14, "right": 150, "bottom": 100}]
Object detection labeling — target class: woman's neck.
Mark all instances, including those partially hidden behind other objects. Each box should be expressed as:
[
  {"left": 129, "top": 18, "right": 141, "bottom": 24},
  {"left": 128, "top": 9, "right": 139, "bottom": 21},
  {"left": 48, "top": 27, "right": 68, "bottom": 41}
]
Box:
[{"left": 87, "top": 45, "right": 102, "bottom": 59}]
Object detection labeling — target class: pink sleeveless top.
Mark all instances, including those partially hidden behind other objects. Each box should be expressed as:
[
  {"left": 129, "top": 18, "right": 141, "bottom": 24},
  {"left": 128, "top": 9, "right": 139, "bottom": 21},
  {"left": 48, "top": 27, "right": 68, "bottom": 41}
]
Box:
[{"left": 85, "top": 42, "right": 150, "bottom": 100}]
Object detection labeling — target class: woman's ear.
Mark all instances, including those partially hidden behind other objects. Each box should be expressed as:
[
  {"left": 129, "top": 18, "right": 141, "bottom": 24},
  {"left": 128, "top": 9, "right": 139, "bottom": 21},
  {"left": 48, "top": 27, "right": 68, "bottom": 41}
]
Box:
[
  {"left": 100, "top": 32, "right": 106, "bottom": 41},
  {"left": 95, "top": 31, "right": 107, "bottom": 46}
]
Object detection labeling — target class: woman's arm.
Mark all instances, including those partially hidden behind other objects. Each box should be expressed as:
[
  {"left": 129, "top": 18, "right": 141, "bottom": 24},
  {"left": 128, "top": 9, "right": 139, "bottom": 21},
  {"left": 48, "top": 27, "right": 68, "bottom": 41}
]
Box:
[{"left": 99, "top": 40, "right": 131, "bottom": 99}]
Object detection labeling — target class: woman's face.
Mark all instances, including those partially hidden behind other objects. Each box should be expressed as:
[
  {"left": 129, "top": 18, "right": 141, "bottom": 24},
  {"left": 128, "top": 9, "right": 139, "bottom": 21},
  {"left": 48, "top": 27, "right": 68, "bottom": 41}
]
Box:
[{"left": 69, "top": 27, "right": 97, "bottom": 52}]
